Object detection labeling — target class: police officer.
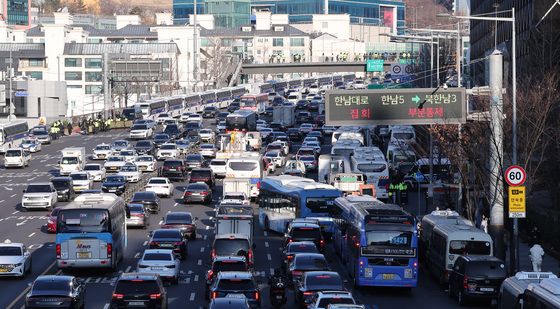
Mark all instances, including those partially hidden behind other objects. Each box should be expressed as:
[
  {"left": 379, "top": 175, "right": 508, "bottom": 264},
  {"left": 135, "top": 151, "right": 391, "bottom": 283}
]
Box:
[{"left": 93, "top": 119, "right": 100, "bottom": 134}]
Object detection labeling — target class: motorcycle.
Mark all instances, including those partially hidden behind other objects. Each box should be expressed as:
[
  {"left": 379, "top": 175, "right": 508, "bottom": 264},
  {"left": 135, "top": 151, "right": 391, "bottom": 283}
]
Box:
[{"left": 269, "top": 269, "right": 287, "bottom": 308}]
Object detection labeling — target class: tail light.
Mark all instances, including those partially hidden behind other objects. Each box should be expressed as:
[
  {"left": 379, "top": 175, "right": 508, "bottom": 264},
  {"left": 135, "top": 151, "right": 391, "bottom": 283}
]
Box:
[
  {"left": 292, "top": 270, "right": 302, "bottom": 276},
  {"left": 149, "top": 293, "right": 162, "bottom": 300},
  {"left": 303, "top": 291, "right": 314, "bottom": 296},
  {"left": 112, "top": 293, "right": 124, "bottom": 300},
  {"left": 207, "top": 270, "right": 214, "bottom": 280},
  {"left": 211, "top": 292, "right": 218, "bottom": 299},
  {"left": 287, "top": 255, "right": 294, "bottom": 260},
  {"left": 385, "top": 184, "right": 390, "bottom": 190},
  {"left": 174, "top": 242, "right": 183, "bottom": 246},
  {"left": 257, "top": 181, "right": 261, "bottom": 189},
  {"left": 254, "top": 291, "right": 260, "bottom": 301},
  {"left": 200, "top": 191, "right": 209, "bottom": 195},
  {"left": 319, "top": 239, "right": 325, "bottom": 247},
  {"left": 184, "top": 192, "right": 192, "bottom": 196},
  {"left": 150, "top": 241, "right": 159, "bottom": 246},
  {"left": 463, "top": 276, "right": 469, "bottom": 289},
  {"left": 248, "top": 249, "right": 254, "bottom": 263},
  {"left": 107, "top": 243, "right": 112, "bottom": 258},
  {"left": 56, "top": 244, "right": 61, "bottom": 259},
  {"left": 211, "top": 249, "right": 216, "bottom": 260}
]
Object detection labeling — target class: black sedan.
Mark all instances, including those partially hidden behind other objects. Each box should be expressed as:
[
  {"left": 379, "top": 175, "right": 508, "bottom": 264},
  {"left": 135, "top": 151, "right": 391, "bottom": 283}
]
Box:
[
  {"left": 25, "top": 275, "right": 85, "bottom": 309},
  {"left": 134, "top": 140, "right": 156, "bottom": 155},
  {"left": 185, "top": 154, "right": 205, "bottom": 170},
  {"left": 209, "top": 271, "right": 261, "bottom": 308},
  {"left": 148, "top": 229, "right": 188, "bottom": 260},
  {"left": 182, "top": 182, "right": 212, "bottom": 204},
  {"left": 153, "top": 133, "right": 170, "bottom": 148},
  {"left": 161, "top": 212, "right": 197, "bottom": 240},
  {"left": 51, "top": 177, "right": 75, "bottom": 202},
  {"left": 295, "top": 271, "right": 345, "bottom": 306},
  {"left": 101, "top": 175, "right": 127, "bottom": 195},
  {"left": 130, "top": 191, "right": 161, "bottom": 213},
  {"left": 296, "top": 99, "right": 309, "bottom": 110},
  {"left": 287, "top": 253, "right": 329, "bottom": 287}
]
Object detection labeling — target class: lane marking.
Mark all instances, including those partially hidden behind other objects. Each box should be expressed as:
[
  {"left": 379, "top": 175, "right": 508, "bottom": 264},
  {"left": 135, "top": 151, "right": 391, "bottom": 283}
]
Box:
[
  {"left": 203, "top": 235, "right": 207, "bottom": 240},
  {"left": 0, "top": 200, "right": 4, "bottom": 204},
  {"left": 28, "top": 232, "right": 35, "bottom": 238},
  {"left": 267, "top": 254, "right": 272, "bottom": 261},
  {"left": 103, "top": 303, "right": 110, "bottom": 309},
  {"left": 265, "top": 241, "right": 269, "bottom": 248},
  {"left": 189, "top": 292, "right": 195, "bottom": 301},
  {"left": 264, "top": 231, "right": 268, "bottom": 237},
  {"left": 16, "top": 220, "right": 27, "bottom": 226},
  {"left": 194, "top": 275, "right": 199, "bottom": 282},
  {"left": 185, "top": 277, "right": 191, "bottom": 284},
  {"left": 197, "top": 259, "right": 202, "bottom": 266},
  {"left": 95, "top": 277, "right": 102, "bottom": 283},
  {"left": 125, "top": 266, "right": 132, "bottom": 272},
  {"left": 205, "top": 225, "right": 209, "bottom": 230},
  {"left": 12, "top": 211, "right": 19, "bottom": 215},
  {"left": 173, "top": 203, "right": 178, "bottom": 207},
  {"left": 10, "top": 193, "right": 16, "bottom": 198},
  {"left": 158, "top": 220, "right": 163, "bottom": 225},
  {"left": 270, "top": 268, "right": 275, "bottom": 275},
  {"left": 143, "top": 241, "right": 148, "bottom": 246},
  {"left": 134, "top": 252, "right": 141, "bottom": 258},
  {"left": 200, "top": 247, "right": 205, "bottom": 253}
]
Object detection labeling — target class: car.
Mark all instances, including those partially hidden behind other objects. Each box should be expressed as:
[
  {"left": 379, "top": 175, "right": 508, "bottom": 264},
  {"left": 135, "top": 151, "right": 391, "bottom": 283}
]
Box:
[
  {"left": 134, "top": 119, "right": 156, "bottom": 130},
  {"left": 209, "top": 297, "right": 251, "bottom": 309},
  {"left": 111, "top": 273, "right": 168, "bottom": 309},
  {"left": 148, "top": 229, "right": 188, "bottom": 260},
  {"left": 309, "top": 100, "right": 321, "bottom": 111},
  {"left": 314, "top": 114, "right": 325, "bottom": 126},
  {"left": 228, "top": 101, "right": 240, "bottom": 113},
  {"left": 284, "top": 222, "right": 325, "bottom": 253},
  {"left": 271, "top": 96, "right": 285, "bottom": 106},
  {"left": 448, "top": 255, "right": 507, "bottom": 306},
  {"left": 307, "top": 130, "right": 323, "bottom": 141},
  {"left": 104, "top": 156, "right": 127, "bottom": 172},
  {"left": 286, "top": 128, "right": 303, "bottom": 141},
  {"left": 111, "top": 140, "right": 130, "bottom": 154},
  {"left": 163, "top": 118, "right": 178, "bottom": 129},
  {"left": 130, "top": 191, "right": 161, "bottom": 213},
  {"left": 272, "top": 140, "right": 290, "bottom": 155},
  {"left": 209, "top": 159, "right": 227, "bottom": 178},
  {"left": 257, "top": 127, "right": 272, "bottom": 140},
  {"left": 211, "top": 234, "right": 253, "bottom": 266},
  {"left": 129, "top": 123, "right": 153, "bottom": 139},
  {"left": 282, "top": 241, "right": 320, "bottom": 271},
  {"left": 159, "top": 159, "right": 188, "bottom": 181},
  {"left": 163, "top": 124, "right": 183, "bottom": 140},
  {"left": 262, "top": 157, "right": 275, "bottom": 174},
  {"left": 83, "top": 163, "right": 106, "bottom": 182},
  {"left": 217, "top": 121, "right": 227, "bottom": 133},
  {"left": 264, "top": 151, "right": 285, "bottom": 168},
  {"left": 187, "top": 113, "right": 203, "bottom": 124},
  {"left": 199, "top": 129, "right": 216, "bottom": 143},
  {"left": 269, "top": 122, "right": 286, "bottom": 132},
  {"left": 299, "top": 123, "right": 314, "bottom": 134},
  {"left": 288, "top": 253, "right": 330, "bottom": 287},
  {"left": 296, "top": 99, "right": 309, "bottom": 110},
  {"left": 25, "top": 275, "right": 85, "bottom": 308},
  {"left": 321, "top": 125, "right": 337, "bottom": 135},
  {"left": 20, "top": 137, "right": 41, "bottom": 153},
  {"left": 182, "top": 182, "right": 212, "bottom": 204},
  {"left": 0, "top": 240, "right": 31, "bottom": 277},
  {"left": 185, "top": 153, "right": 205, "bottom": 170},
  {"left": 4, "top": 148, "right": 31, "bottom": 168},
  {"left": 205, "top": 256, "right": 250, "bottom": 299},
  {"left": 69, "top": 171, "right": 93, "bottom": 192},
  {"left": 189, "top": 168, "right": 215, "bottom": 187},
  {"left": 184, "top": 122, "right": 202, "bottom": 134},
  {"left": 296, "top": 271, "right": 345, "bottom": 306},
  {"left": 296, "top": 147, "right": 317, "bottom": 160},
  {"left": 126, "top": 203, "right": 150, "bottom": 229},
  {"left": 216, "top": 112, "right": 230, "bottom": 123},
  {"left": 283, "top": 160, "right": 306, "bottom": 177},
  {"left": 156, "top": 113, "right": 173, "bottom": 125},
  {"left": 203, "top": 106, "right": 218, "bottom": 118},
  {"left": 297, "top": 111, "right": 312, "bottom": 123},
  {"left": 101, "top": 175, "right": 127, "bottom": 195},
  {"left": 51, "top": 177, "right": 75, "bottom": 202},
  {"left": 119, "top": 149, "right": 138, "bottom": 162},
  {"left": 30, "top": 128, "right": 51, "bottom": 144},
  {"left": 180, "top": 112, "right": 191, "bottom": 123},
  {"left": 46, "top": 206, "right": 64, "bottom": 233},
  {"left": 92, "top": 143, "right": 112, "bottom": 160},
  {"left": 303, "top": 136, "right": 321, "bottom": 145},
  {"left": 145, "top": 177, "right": 174, "bottom": 198},
  {"left": 208, "top": 271, "right": 261, "bottom": 308},
  {"left": 264, "top": 106, "right": 274, "bottom": 116},
  {"left": 222, "top": 192, "right": 250, "bottom": 205},
  {"left": 156, "top": 143, "right": 179, "bottom": 160},
  {"left": 153, "top": 133, "right": 170, "bottom": 148},
  {"left": 161, "top": 211, "right": 197, "bottom": 240},
  {"left": 21, "top": 182, "right": 57, "bottom": 210},
  {"left": 200, "top": 143, "right": 217, "bottom": 158},
  {"left": 118, "top": 162, "right": 142, "bottom": 183},
  {"left": 137, "top": 249, "right": 180, "bottom": 284},
  {"left": 135, "top": 155, "right": 157, "bottom": 172},
  {"left": 175, "top": 139, "right": 192, "bottom": 154},
  {"left": 306, "top": 291, "right": 356, "bottom": 309},
  {"left": 134, "top": 140, "right": 156, "bottom": 156},
  {"left": 299, "top": 155, "right": 318, "bottom": 172},
  {"left": 302, "top": 141, "right": 321, "bottom": 154}
]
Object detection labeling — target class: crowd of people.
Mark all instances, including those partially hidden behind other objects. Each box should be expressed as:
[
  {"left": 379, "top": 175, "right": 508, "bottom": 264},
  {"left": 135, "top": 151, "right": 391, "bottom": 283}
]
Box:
[{"left": 45, "top": 113, "right": 133, "bottom": 140}]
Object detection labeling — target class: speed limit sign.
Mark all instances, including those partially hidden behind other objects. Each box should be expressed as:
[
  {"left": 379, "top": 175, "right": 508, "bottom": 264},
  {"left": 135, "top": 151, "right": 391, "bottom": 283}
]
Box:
[{"left": 505, "top": 165, "right": 526, "bottom": 186}]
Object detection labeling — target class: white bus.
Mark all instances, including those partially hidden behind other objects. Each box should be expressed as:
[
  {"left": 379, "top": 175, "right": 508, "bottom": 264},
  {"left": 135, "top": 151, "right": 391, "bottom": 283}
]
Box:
[
  {"left": 0, "top": 121, "right": 29, "bottom": 153},
  {"left": 350, "top": 154, "right": 390, "bottom": 200}
]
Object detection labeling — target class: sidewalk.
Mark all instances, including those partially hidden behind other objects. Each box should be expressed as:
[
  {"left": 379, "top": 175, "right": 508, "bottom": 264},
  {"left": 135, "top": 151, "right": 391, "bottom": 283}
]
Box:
[{"left": 517, "top": 239, "right": 560, "bottom": 274}]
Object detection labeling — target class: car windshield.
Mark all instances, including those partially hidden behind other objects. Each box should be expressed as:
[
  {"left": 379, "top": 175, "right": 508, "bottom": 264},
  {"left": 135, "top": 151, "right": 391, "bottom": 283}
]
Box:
[
  {"left": 228, "top": 162, "right": 257, "bottom": 171},
  {"left": 160, "top": 144, "right": 176, "bottom": 150},
  {"left": 105, "top": 176, "right": 125, "bottom": 183},
  {"left": 57, "top": 209, "right": 109, "bottom": 233},
  {"left": 21, "top": 140, "right": 33, "bottom": 145},
  {"left": 187, "top": 183, "right": 208, "bottom": 191},
  {"left": 288, "top": 243, "right": 319, "bottom": 254},
  {"left": 51, "top": 180, "right": 70, "bottom": 189},
  {"left": 293, "top": 255, "right": 328, "bottom": 270},
  {"left": 393, "top": 133, "right": 414, "bottom": 140},
  {"left": 133, "top": 192, "right": 156, "bottom": 200},
  {"left": 5, "top": 150, "right": 22, "bottom": 157},
  {"left": 107, "top": 157, "right": 124, "bottom": 162},
  {"left": 120, "top": 151, "right": 134, "bottom": 156},
  {"left": 217, "top": 278, "right": 255, "bottom": 291},
  {"left": 0, "top": 246, "right": 22, "bottom": 256},
  {"left": 190, "top": 170, "right": 211, "bottom": 178},
  {"left": 84, "top": 165, "right": 100, "bottom": 171},
  {"left": 115, "top": 280, "right": 160, "bottom": 294},
  {"left": 165, "top": 213, "right": 192, "bottom": 224},
  {"left": 137, "top": 157, "right": 153, "bottom": 162},
  {"left": 291, "top": 227, "right": 321, "bottom": 239},
  {"left": 300, "top": 156, "right": 315, "bottom": 162},
  {"left": 159, "top": 114, "right": 169, "bottom": 118},
  {"left": 32, "top": 130, "right": 47, "bottom": 135},
  {"left": 186, "top": 155, "right": 202, "bottom": 162},
  {"left": 211, "top": 160, "right": 226, "bottom": 166},
  {"left": 306, "top": 274, "right": 343, "bottom": 288},
  {"left": 61, "top": 157, "right": 78, "bottom": 164},
  {"left": 121, "top": 165, "right": 137, "bottom": 172},
  {"left": 164, "top": 161, "right": 182, "bottom": 167},
  {"left": 152, "top": 230, "right": 181, "bottom": 240},
  {"left": 25, "top": 185, "right": 51, "bottom": 193},
  {"left": 357, "top": 163, "right": 386, "bottom": 173},
  {"left": 265, "top": 152, "right": 279, "bottom": 158},
  {"left": 127, "top": 205, "right": 144, "bottom": 212},
  {"left": 155, "top": 134, "right": 169, "bottom": 140},
  {"left": 136, "top": 141, "right": 152, "bottom": 147},
  {"left": 32, "top": 280, "right": 71, "bottom": 294},
  {"left": 113, "top": 141, "right": 127, "bottom": 147},
  {"left": 143, "top": 253, "right": 173, "bottom": 261},
  {"left": 149, "top": 179, "right": 167, "bottom": 184},
  {"left": 318, "top": 297, "right": 354, "bottom": 307},
  {"left": 449, "top": 240, "right": 492, "bottom": 255},
  {"left": 467, "top": 261, "right": 507, "bottom": 277},
  {"left": 201, "top": 145, "right": 214, "bottom": 149},
  {"left": 95, "top": 145, "right": 110, "bottom": 151},
  {"left": 214, "top": 239, "right": 249, "bottom": 256},
  {"left": 70, "top": 173, "right": 88, "bottom": 180},
  {"left": 132, "top": 125, "right": 148, "bottom": 130},
  {"left": 214, "top": 261, "right": 247, "bottom": 272}
]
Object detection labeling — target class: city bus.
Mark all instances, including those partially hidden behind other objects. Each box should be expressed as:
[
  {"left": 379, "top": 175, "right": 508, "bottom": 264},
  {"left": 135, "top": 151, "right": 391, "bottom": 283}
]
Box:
[
  {"left": 239, "top": 94, "right": 268, "bottom": 113},
  {"left": 214, "top": 88, "right": 232, "bottom": 108},
  {"left": 258, "top": 175, "right": 342, "bottom": 235},
  {"left": 135, "top": 99, "right": 166, "bottom": 119},
  {"left": 332, "top": 195, "right": 419, "bottom": 288},
  {"left": 166, "top": 96, "right": 184, "bottom": 118},
  {"left": 0, "top": 120, "right": 29, "bottom": 153},
  {"left": 55, "top": 193, "right": 127, "bottom": 270},
  {"left": 226, "top": 109, "right": 257, "bottom": 132}
]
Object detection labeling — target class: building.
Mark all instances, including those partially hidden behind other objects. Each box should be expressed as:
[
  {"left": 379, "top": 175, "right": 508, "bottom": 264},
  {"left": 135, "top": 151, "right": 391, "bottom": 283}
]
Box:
[
  {"left": 173, "top": 0, "right": 406, "bottom": 33},
  {"left": 207, "top": 0, "right": 251, "bottom": 28},
  {"left": 1, "top": 0, "right": 31, "bottom": 28},
  {"left": 470, "top": 0, "right": 560, "bottom": 85}
]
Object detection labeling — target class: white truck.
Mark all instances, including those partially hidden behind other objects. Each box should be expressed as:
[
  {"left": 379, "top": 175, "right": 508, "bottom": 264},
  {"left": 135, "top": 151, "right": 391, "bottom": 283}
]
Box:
[
  {"left": 59, "top": 147, "right": 86, "bottom": 176},
  {"left": 272, "top": 105, "right": 295, "bottom": 128},
  {"left": 215, "top": 205, "right": 254, "bottom": 245}
]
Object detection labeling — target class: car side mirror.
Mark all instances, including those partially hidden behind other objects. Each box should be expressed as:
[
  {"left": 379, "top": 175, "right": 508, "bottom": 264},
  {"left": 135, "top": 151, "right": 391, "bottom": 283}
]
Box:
[
  {"left": 148, "top": 231, "right": 153, "bottom": 237},
  {"left": 252, "top": 243, "right": 257, "bottom": 249},
  {"left": 23, "top": 189, "right": 26, "bottom": 193}
]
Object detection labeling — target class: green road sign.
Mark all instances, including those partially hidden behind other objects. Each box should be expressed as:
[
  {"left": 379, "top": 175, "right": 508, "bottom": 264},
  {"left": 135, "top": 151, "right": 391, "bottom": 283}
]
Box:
[
  {"left": 366, "top": 59, "right": 384, "bottom": 72},
  {"left": 325, "top": 88, "right": 467, "bottom": 126}
]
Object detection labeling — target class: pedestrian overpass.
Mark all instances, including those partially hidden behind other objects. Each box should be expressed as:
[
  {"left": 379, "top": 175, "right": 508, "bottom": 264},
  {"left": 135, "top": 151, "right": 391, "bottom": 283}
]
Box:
[{"left": 240, "top": 61, "right": 395, "bottom": 74}]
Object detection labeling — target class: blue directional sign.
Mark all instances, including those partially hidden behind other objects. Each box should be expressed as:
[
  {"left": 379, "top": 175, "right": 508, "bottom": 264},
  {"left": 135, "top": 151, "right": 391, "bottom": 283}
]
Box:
[
  {"left": 366, "top": 59, "right": 384, "bottom": 72},
  {"left": 14, "top": 91, "right": 28, "bottom": 97},
  {"left": 414, "top": 172, "right": 425, "bottom": 182}
]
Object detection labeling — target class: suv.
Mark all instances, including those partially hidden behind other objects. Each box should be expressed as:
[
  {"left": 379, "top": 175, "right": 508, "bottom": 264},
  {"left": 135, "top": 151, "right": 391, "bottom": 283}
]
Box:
[
  {"left": 111, "top": 273, "right": 168, "bottom": 309},
  {"left": 134, "top": 140, "right": 156, "bottom": 155},
  {"left": 306, "top": 291, "right": 356, "bottom": 309},
  {"left": 211, "top": 234, "right": 254, "bottom": 267},
  {"left": 203, "top": 106, "right": 218, "bottom": 118},
  {"left": 209, "top": 271, "right": 261, "bottom": 308},
  {"left": 283, "top": 222, "right": 325, "bottom": 253},
  {"left": 160, "top": 159, "right": 187, "bottom": 181},
  {"left": 21, "top": 183, "right": 57, "bottom": 210},
  {"left": 51, "top": 177, "right": 75, "bottom": 202},
  {"left": 205, "top": 256, "right": 249, "bottom": 298},
  {"left": 4, "top": 148, "right": 31, "bottom": 168},
  {"left": 448, "top": 255, "right": 507, "bottom": 306},
  {"left": 189, "top": 168, "right": 215, "bottom": 187}
]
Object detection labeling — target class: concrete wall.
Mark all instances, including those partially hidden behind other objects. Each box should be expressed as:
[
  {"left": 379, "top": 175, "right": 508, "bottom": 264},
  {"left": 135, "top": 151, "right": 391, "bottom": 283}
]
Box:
[{"left": 16, "top": 80, "right": 67, "bottom": 118}]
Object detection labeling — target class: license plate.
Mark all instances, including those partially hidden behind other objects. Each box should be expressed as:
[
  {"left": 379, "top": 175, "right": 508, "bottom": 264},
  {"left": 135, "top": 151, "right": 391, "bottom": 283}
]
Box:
[
  {"left": 382, "top": 274, "right": 394, "bottom": 280},
  {"left": 108, "top": 189, "right": 117, "bottom": 192},
  {"left": 227, "top": 293, "right": 245, "bottom": 299},
  {"left": 160, "top": 244, "right": 173, "bottom": 248},
  {"left": 151, "top": 267, "right": 164, "bottom": 270},
  {"left": 77, "top": 252, "right": 91, "bottom": 259},
  {"left": 275, "top": 295, "right": 284, "bottom": 300},
  {"left": 169, "top": 169, "right": 176, "bottom": 171},
  {"left": 128, "top": 301, "right": 145, "bottom": 306},
  {"left": 480, "top": 287, "right": 494, "bottom": 292},
  {"left": 0, "top": 268, "right": 8, "bottom": 273}
]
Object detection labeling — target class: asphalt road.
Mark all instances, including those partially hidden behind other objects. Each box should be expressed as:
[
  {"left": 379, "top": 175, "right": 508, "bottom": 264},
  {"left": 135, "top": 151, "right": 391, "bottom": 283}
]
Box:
[{"left": 0, "top": 119, "right": 483, "bottom": 309}]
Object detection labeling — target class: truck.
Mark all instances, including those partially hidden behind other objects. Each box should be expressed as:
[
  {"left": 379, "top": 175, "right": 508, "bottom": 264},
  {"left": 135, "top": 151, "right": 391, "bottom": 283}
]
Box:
[
  {"left": 318, "top": 154, "right": 364, "bottom": 193},
  {"left": 215, "top": 204, "right": 254, "bottom": 245},
  {"left": 59, "top": 147, "right": 86, "bottom": 176},
  {"left": 272, "top": 105, "right": 295, "bottom": 128}
]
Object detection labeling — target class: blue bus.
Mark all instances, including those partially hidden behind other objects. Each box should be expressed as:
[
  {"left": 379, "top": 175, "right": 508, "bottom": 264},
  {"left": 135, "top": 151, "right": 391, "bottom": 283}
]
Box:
[
  {"left": 56, "top": 193, "right": 127, "bottom": 270},
  {"left": 258, "top": 175, "right": 342, "bottom": 235},
  {"left": 332, "top": 195, "right": 418, "bottom": 288}
]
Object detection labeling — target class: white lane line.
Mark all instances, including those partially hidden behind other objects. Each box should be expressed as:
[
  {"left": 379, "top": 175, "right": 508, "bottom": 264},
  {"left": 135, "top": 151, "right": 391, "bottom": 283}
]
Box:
[
  {"left": 95, "top": 277, "right": 102, "bottom": 283},
  {"left": 270, "top": 268, "right": 275, "bottom": 275},
  {"left": 32, "top": 169, "right": 38, "bottom": 172},
  {"left": 28, "top": 232, "right": 35, "bottom": 238},
  {"left": 264, "top": 231, "right": 268, "bottom": 237},
  {"left": 185, "top": 277, "right": 191, "bottom": 284},
  {"left": 134, "top": 252, "right": 141, "bottom": 258},
  {"left": 194, "top": 275, "right": 199, "bottom": 282},
  {"left": 0, "top": 200, "right": 4, "bottom": 204},
  {"left": 173, "top": 203, "right": 178, "bottom": 207},
  {"left": 189, "top": 292, "right": 195, "bottom": 301},
  {"left": 200, "top": 247, "right": 205, "bottom": 253},
  {"left": 143, "top": 241, "right": 148, "bottom": 246},
  {"left": 264, "top": 241, "right": 269, "bottom": 248},
  {"left": 5, "top": 260, "right": 57, "bottom": 308},
  {"left": 125, "top": 266, "right": 132, "bottom": 272},
  {"left": 102, "top": 303, "right": 110, "bottom": 309},
  {"left": 197, "top": 259, "right": 202, "bottom": 266},
  {"left": 12, "top": 211, "right": 19, "bottom": 214},
  {"left": 203, "top": 235, "right": 207, "bottom": 240},
  {"left": 158, "top": 220, "right": 163, "bottom": 225},
  {"left": 205, "top": 225, "right": 209, "bottom": 230},
  {"left": 267, "top": 254, "right": 272, "bottom": 261},
  {"left": 10, "top": 194, "right": 16, "bottom": 198}
]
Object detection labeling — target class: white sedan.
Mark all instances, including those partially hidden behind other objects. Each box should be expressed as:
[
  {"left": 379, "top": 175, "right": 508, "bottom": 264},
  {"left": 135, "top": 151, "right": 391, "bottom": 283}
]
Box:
[
  {"left": 135, "top": 155, "right": 157, "bottom": 172},
  {"left": 92, "top": 143, "right": 112, "bottom": 160},
  {"left": 69, "top": 171, "right": 93, "bottom": 192},
  {"left": 145, "top": 177, "right": 174, "bottom": 198},
  {"left": 104, "top": 156, "right": 127, "bottom": 173},
  {"left": 199, "top": 143, "right": 216, "bottom": 158},
  {"left": 83, "top": 163, "right": 106, "bottom": 182},
  {"left": 119, "top": 150, "right": 138, "bottom": 163},
  {"left": 156, "top": 143, "right": 179, "bottom": 160},
  {"left": 137, "top": 249, "right": 180, "bottom": 284},
  {"left": 117, "top": 162, "right": 142, "bottom": 183},
  {"left": 129, "top": 124, "right": 153, "bottom": 140},
  {"left": 0, "top": 240, "right": 32, "bottom": 277},
  {"left": 199, "top": 129, "right": 215, "bottom": 143}
]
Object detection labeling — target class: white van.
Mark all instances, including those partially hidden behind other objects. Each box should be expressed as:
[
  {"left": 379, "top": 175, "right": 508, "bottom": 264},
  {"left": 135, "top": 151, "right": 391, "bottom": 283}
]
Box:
[
  {"left": 350, "top": 155, "right": 389, "bottom": 200},
  {"left": 4, "top": 148, "right": 31, "bottom": 168},
  {"left": 389, "top": 125, "right": 416, "bottom": 146}
]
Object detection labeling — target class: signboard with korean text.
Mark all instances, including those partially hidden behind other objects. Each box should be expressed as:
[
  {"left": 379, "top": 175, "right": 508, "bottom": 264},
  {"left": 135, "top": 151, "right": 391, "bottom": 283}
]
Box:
[
  {"left": 508, "top": 186, "right": 526, "bottom": 218},
  {"left": 325, "top": 88, "right": 466, "bottom": 126},
  {"left": 366, "top": 59, "right": 384, "bottom": 72}
]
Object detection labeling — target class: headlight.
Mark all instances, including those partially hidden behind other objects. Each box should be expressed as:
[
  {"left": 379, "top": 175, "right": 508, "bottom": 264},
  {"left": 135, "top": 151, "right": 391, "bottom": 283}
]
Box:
[
  {"left": 118, "top": 185, "right": 125, "bottom": 189},
  {"left": 101, "top": 186, "right": 107, "bottom": 189},
  {"left": 14, "top": 263, "right": 23, "bottom": 267}
]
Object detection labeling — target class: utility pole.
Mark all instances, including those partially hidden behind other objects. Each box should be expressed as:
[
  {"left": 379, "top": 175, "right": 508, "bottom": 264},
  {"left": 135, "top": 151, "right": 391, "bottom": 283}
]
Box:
[
  {"left": 103, "top": 53, "right": 111, "bottom": 118},
  {"left": 192, "top": 0, "right": 198, "bottom": 93},
  {"left": 8, "top": 45, "right": 14, "bottom": 121},
  {"left": 488, "top": 50, "right": 505, "bottom": 260}
]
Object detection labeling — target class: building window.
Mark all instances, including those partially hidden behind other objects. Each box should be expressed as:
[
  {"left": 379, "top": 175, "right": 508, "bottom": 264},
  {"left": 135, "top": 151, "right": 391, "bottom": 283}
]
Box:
[
  {"left": 67, "top": 85, "right": 82, "bottom": 89},
  {"left": 65, "top": 58, "right": 82, "bottom": 67},
  {"left": 28, "top": 71, "right": 43, "bottom": 80},
  {"left": 65, "top": 72, "right": 82, "bottom": 81},
  {"left": 85, "top": 58, "right": 102, "bottom": 68},
  {"left": 290, "top": 38, "right": 304, "bottom": 47},
  {"left": 85, "top": 72, "right": 102, "bottom": 82},
  {"left": 28, "top": 58, "right": 44, "bottom": 67},
  {"left": 85, "top": 85, "right": 103, "bottom": 94},
  {"left": 272, "top": 38, "right": 284, "bottom": 47}
]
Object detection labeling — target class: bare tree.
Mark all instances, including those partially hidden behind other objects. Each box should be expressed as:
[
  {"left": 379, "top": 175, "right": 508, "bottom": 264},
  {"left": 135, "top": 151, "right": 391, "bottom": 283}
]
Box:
[{"left": 201, "top": 38, "right": 237, "bottom": 89}]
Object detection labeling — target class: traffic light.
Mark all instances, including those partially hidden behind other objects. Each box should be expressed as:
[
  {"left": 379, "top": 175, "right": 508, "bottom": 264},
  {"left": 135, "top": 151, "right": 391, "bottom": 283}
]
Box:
[{"left": 452, "top": 0, "right": 456, "bottom": 13}]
